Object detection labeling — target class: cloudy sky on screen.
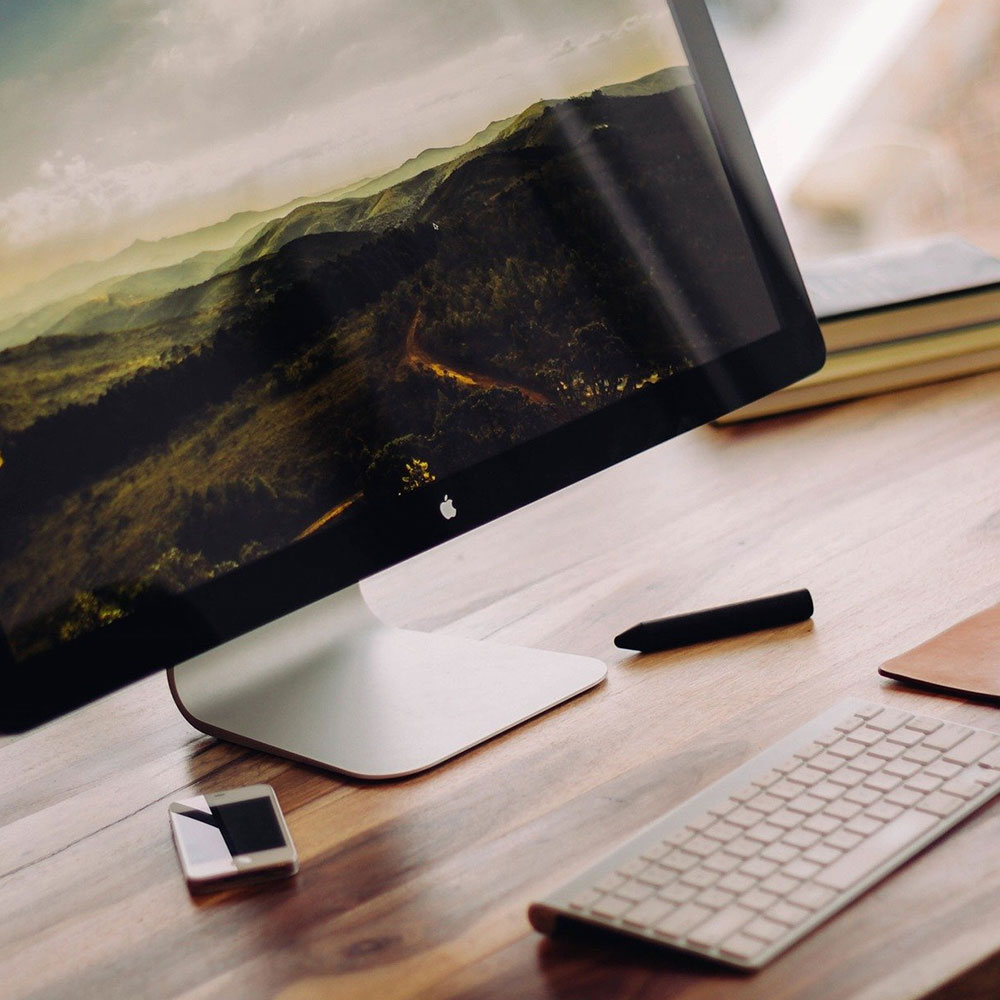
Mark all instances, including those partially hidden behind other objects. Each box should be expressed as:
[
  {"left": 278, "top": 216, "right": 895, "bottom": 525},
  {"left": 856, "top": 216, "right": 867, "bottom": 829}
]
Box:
[{"left": 0, "top": 0, "right": 685, "bottom": 299}]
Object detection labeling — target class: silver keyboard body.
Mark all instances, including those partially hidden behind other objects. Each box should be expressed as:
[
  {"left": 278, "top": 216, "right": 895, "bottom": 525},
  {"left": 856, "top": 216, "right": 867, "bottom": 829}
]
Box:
[{"left": 529, "top": 699, "right": 1000, "bottom": 970}]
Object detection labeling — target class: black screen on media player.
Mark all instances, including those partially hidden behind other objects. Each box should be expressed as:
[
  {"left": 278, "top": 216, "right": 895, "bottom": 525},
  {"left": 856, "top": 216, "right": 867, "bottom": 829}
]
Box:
[{"left": 0, "top": 1, "right": 777, "bottom": 663}]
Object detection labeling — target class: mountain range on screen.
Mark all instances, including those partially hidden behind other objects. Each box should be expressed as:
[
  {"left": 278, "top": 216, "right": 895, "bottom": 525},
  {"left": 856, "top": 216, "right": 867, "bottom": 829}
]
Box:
[{"left": 0, "top": 66, "right": 772, "bottom": 659}]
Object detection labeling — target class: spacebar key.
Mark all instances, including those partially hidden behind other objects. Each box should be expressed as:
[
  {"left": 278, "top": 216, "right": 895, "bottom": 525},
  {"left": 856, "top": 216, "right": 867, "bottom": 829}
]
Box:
[{"left": 814, "top": 810, "right": 938, "bottom": 892}]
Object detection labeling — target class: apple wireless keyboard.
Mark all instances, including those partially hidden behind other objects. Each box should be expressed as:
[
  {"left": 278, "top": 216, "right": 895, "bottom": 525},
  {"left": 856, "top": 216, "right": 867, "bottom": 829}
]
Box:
[{"left": 529, "top": 699, "right": 1000, "bottom": 969}]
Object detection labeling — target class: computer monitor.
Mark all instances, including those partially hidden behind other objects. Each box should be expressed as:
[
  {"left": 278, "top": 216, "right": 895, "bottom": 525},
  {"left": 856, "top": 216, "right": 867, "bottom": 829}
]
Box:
[{"left": 0, "top": 0, "right": 822, "bottom": 775}]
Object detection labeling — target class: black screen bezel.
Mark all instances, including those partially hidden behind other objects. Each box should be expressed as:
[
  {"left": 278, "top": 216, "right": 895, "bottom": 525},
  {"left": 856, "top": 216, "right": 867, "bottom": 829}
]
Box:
[{"left": 0, "top": 0, "right": 824, "bottom": 731}]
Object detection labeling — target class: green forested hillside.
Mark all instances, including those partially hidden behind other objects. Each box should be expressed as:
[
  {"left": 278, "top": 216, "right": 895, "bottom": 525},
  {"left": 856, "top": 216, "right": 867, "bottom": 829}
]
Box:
[{"left": 0, "top": 68, "right": 769, "bottom": 659}]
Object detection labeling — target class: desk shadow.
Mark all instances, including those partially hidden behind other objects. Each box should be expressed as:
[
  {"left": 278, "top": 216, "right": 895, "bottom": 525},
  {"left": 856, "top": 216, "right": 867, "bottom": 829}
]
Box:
[{"left": 535, "top": 921, "right": 747, "bottom": 997}]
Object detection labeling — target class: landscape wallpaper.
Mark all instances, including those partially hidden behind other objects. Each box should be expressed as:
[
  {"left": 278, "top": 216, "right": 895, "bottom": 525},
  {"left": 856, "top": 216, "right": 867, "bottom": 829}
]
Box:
[{"left": 0, "top": 0, "right": 776, "bottom": 659}]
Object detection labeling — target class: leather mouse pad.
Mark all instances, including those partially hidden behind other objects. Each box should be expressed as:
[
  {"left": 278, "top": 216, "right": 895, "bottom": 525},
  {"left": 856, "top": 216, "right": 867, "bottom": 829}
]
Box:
[{"left": 879, "top": 603, "right": 1000, "bottom": 700}]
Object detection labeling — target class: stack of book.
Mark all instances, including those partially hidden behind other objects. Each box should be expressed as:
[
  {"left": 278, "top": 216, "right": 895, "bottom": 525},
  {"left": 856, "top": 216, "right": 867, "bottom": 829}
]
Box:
[{"left": 717, "top": 237, "right": 1000, "bottom": 423}]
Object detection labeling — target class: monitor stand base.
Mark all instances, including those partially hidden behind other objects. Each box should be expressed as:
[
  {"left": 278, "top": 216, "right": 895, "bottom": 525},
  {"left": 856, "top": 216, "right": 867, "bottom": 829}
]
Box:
[{"left": 168, "top": 583, "right": 606, "bottom": 779}]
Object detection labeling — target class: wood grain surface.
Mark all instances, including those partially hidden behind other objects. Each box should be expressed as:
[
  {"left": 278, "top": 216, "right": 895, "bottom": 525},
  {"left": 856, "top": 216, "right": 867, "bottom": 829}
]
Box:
[{"left": 4, "top": 370, "right": 1000, "bottom": 1000}]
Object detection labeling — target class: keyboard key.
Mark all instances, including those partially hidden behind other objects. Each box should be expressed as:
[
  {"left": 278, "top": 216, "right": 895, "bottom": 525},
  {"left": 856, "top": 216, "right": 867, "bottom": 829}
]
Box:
[
  {"left": 788, "top": 765, "right": 825, "bottom": 786},
  {"left": 834, "top": 713, "right": 866, "bottom": 733},
  {"left": 720, "top": 932, "right": 767, "bottom": 960},
  {"left": 854, "top": 705, "right": 885, "bottom": 719},
  {"left": 663, "top": 828, "right": 695, "bottom": 848},
  {"left": 845, "top": 727, "right": 882, "bottom": 747},
  {"left": 809, "top": 753, "right": 844, "bottom": 773},
  {"left": 922, "top": 724, "right": 973, "bottom": 752},
  {"left": 617, "top": 858, "right": 647, "bottom": 878},
  {"left": 844, "top": 815, "right": 882, "bottom": 837},
  {"left": 787, "top": 794, "right": 825, "bottom": 816},
  {"left": 828, "top": 768, "right": 865, "bottom": 788},
  {"left": 760, "top": 842, "right": 798, "bottom": 864},
  {"left": 769, "top": 809, "right": 802, "bottom": 830},
  {"left": 742, "top": 915, "right": 785, "bottom": 943},
  {"left": 695, "top": 887, "right": 736, "bottom": 911},
  {"left": 704, "top": 852, "right": 742, "bottom": 875},
  {"left": 760, "top": 873, "right": 799, "bottom": 896},
  {"left": 926, "top": 759, "right": 962, "bottom": 781},
  {"left": 844, "top": 786, "right": 880, "bottom": 807},
  {"left": 863, "top": 772, "right": 901, "bottom": 793},
  {"left": 687, "top": 905, "right": 756, "bottom": 948},
  {"left": 926, "top": 760, "right": 962, "bottom": 782},
  {"left": 803, "top": 814, "right": 840, "bottom": 835},
  {"left": 851, "top": 754, "right": 885, "bottom": 775},
  {"left": 853, "top": 705, "right": 882, "bottom": 720},
  {"left": 726, "top": 837, "right": 761, "bottom": 860},
  {"left": 814, "top": 809, "right": 937, "bottom": 892},
  {"left": 868, "top": 740, "right": 904, "bottom": 761},
  {"left": 739, "top": 888, "right": 779, "bottom": 911},
  {"left": 886, "top": 787, "right": 922, "bottom": 808},
  {"left": 976, "top": 746, "right": 1000, "bottom": 771},
  {"left": 640, "top": 842, "right": 670, "bottom": 862},
  {"left": 768, "top": 779, "right": 802, "bottom": 800},
  {"left": 883, "top": 759, "right": 921, "bottom": 779},
  {"left": 782, "top": 828, "right": 821, "bottom": 850},
  {"left": 594, "top": 872, "right": 625, "bottom": 892},
  {"left": 786, "top": 882, "right": 836, "bottom": 910},
  {"left": 866, "top": 801, "right": 903, "bottom": 823},
  {"left": 810, "top": 781, "right": 843, "bottom": 802},
  {"left": 905, "top": 773, "right": 942, "bottom": 795},
  {"left": 828, "top": 739, "right": 865, "bottom": 760},
  {"left": 825, "top": 829, "right": 862, "bottom": 851},
  {"left": 662, "top": 850, "right": 699, "bottom": 872},
  {"left": 680, "top": 866, "right": 718, "bottom": 889},
  {"left": 623, "top": 897, "right": 675, "bottom": 928},
  {"left": 705, "top": 821, "right": 741, "bottom": 843},
  {"left": 659, "top": 882, "right": 697, "bottom": 905},
  {"left": 745, "top": 793, "right": 783, "bottom": 815},
  {"left": 717, "top": 872, "right": 756, "bottom": 895},
  {"left": 916, "top": 791, "right": 964, "bottom": 818},
  {"left": 746, "top": 822, "right": 783, "bottom": 844},
  {"left": 940, "top": 776, "right": 986, "bottom": 801},
  {"left": 906, "top": 717, "right": 942, "bottom": 735},
  {"left": 637, "top": 865, "right": 675, "bottom": 888},
  {"left": 813, "top": 727, "right": 844, "bottom": 747},
  {"left": 825, "top": 799, "right": 863, "bottom": 821},
  {"left": 686, "top": 835, "right": 721, "bottom": 857},
  {"left": 752, "top": 769, "right": 785, "bottom": 788},
  {"left": 653, "top": 903, "right": 713, "bottom": 940},
  {"left": 687, "top": 813, "right": 715, "bottom": 833},
  {"left": 885, "top": 729, "right": 922, "bottom": 748},
  {"left": 591, "top": 895, "right": 634, "bottom": 919},
  {"left": 803, "top": 844, "right": 841, "bottom": 866},
  {"left": 708, "top": 798, "right": 740, "bottom": 818},
  {"left": 729, "top": 806, "right": 768, "bottom": 827},
  {"left": 570, "top": 889, "right": 602, "bottom": 910},
  {"left": 616, "top": 880, "right": 656, "bottom": 902},
  {"left": 740, "top": 857, "right": 778, "bottom": 879},
  {"left": 867, "top": 708, "right": 913, "bottom": 732},
  {"left": 766, "top": 900, "right": 810, "bottom": 926},
  {"left": 902, "top": 745, "right": 939, "bottom": 765},
  {"left": 782, "top": 859, "right": 821, "bottom": 881}
]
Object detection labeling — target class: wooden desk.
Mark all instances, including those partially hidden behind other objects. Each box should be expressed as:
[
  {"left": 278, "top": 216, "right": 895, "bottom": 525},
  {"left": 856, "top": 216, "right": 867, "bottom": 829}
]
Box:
[{"left": 4, "top": 371, "right": 1000, "bottom": 1000}]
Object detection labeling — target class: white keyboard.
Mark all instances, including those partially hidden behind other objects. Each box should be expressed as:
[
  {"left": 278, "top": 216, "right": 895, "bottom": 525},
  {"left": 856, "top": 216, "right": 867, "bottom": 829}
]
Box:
[{"left": 529, "top": 699, "right": 1000, "bottom": 969}]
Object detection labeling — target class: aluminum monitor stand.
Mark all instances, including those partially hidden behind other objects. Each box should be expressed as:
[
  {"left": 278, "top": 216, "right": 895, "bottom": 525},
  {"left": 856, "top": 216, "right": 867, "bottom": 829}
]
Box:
[{"left": 168, "top": 583, "right": 606, "bottom": 779}]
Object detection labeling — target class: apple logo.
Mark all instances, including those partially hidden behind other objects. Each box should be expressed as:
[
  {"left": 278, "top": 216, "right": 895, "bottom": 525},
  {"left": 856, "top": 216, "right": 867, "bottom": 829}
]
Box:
[{"left": 439, "top": 495, "right": 457, "bottom": 520}]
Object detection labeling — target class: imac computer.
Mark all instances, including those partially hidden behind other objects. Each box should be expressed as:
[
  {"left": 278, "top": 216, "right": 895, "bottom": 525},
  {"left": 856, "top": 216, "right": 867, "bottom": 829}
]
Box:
[{"left": 0, "top": 1, "right": 823, "bottom": 776}]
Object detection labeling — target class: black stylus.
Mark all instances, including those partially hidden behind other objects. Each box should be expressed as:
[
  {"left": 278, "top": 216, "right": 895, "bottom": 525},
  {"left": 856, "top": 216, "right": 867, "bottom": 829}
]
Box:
[{"left": 614, "top": 589, "right": 813, "bottom": 652}]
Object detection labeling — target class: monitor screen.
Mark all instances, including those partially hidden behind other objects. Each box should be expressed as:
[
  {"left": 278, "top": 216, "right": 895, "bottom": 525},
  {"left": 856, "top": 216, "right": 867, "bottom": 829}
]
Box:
[{"left": 0, "top": 0, "right": 822, "bottom": 730}]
